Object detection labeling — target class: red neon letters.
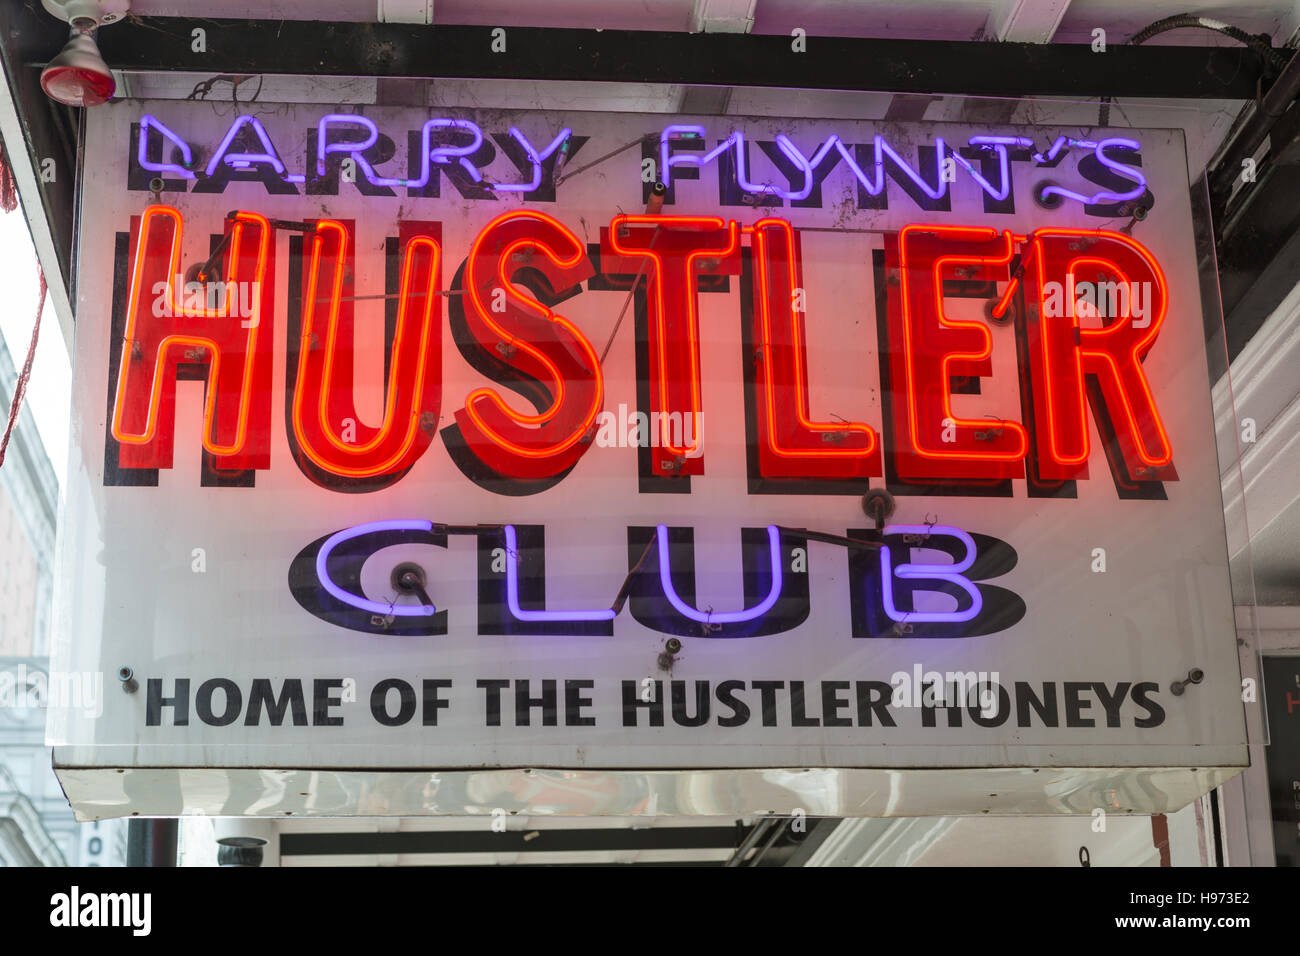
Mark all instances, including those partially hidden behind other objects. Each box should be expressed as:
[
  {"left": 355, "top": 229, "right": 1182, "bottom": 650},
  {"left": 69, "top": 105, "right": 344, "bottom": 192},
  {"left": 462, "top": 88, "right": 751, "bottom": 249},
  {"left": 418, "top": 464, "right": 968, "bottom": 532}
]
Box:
[
  {"left": 290, "top": 218, "right": 443, "bottom": 482},
  {"left": 452, "top": 210, "right": 603, "bottom": 480},
  {"left": 749, "top": 218, "right": 880, "bottom": 479},
  {"left": 1022, "top": 229, "right": 1175, "bottom": 482},
  {"left": 887, "top": 225, "right": 1028, "bottom": 484},
  {"left": 109, "top": 209, "right": 1178, "bottom": 491},
  {"left": 113, "top": 205, "right": 275, "bottom": 471},
  {"left": 603, "top": 215, "right": 740, "bottom": 476}
]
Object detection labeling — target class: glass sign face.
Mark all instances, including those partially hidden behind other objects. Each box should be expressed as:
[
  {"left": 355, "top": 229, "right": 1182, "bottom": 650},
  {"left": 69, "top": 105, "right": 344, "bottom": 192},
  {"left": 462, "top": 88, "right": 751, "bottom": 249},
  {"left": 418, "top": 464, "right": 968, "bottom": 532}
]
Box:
[{"left": 49, "top": 102, "right": 1246, "bottom": 818}]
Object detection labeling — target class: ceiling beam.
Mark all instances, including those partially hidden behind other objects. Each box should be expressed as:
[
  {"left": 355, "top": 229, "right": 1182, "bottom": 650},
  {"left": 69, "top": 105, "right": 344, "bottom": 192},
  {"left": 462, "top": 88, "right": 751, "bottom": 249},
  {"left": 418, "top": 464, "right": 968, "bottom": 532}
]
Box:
[
  {"left": 690, "top": 0, "right": 757, "bottom": 35},
  {"left": 680, "top": 0, "right": 755, "bottom": 114},
  {"left": 280, "top": 825, "right": 752, "bottom": 855},
  {"left": 377, "top": 0, "right": 434, "bottom": 25},
  {"left": 984, "top": 0, "right": 1071, "bottom": 43},
  {"left": 91, "top": 19, "right": 1269, "bottom": 99},
  {"left": 958, "top": 0, "right": 1070, "bottom": 123}
]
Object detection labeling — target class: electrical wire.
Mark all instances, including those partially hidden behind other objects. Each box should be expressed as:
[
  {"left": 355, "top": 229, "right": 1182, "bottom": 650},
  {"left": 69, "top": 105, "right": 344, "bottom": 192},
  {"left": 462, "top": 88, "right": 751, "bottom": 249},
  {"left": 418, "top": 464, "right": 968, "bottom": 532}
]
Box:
[
  {"left": 1100, "top": 15, "right": 1290, "bottom": 126},
  {"left": 0, "top": 267, "right": 45, "bottom": 473}
]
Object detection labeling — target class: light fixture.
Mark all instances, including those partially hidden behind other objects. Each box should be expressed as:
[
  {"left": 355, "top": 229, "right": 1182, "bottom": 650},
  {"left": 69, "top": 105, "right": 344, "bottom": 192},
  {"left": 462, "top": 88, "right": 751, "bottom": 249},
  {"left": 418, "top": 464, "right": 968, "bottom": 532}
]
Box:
[{"left": 40, "top": 0, "right": 129, "bottom": 107}]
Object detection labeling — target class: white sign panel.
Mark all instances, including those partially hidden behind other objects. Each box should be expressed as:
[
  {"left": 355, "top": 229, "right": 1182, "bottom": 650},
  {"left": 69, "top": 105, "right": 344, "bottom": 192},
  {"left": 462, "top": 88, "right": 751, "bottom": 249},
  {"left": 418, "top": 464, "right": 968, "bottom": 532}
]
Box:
[{"left": 49, "top": 102, "right": 1245, "bottom": 818}]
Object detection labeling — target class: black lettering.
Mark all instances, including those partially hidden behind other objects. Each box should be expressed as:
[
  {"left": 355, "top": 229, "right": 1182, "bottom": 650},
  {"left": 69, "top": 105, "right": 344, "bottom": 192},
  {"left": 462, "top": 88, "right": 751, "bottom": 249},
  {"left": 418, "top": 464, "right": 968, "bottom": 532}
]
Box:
[
  {"left": 146, "top": 678, "right": 189, "bottom": 726},
  {"left": 790, "top": 681, "right": 819, "bottom": 726},
  {"left": 313, "top": 679, "right": 345, "bottom": 726},
  {"left": 477, "top": 679, "right": 510, "bottom": 726},
  {"left": 922, "top": 683, "right": 962, "bottom": 727},
  {"left": 564, "top": 680, "right": 596, "bottom": 727},
  {"left": 196, "top": 678, "right": 241, "bottom": 726},
  {"left": 622, "top": 679, "right": 664, "bottom": 727},
  {"left": 423, "top": 679, "right": 452, "bottom": 726},
  {"left": 753, "top": 681, "right": 784, "bottom": 727},
  {"left": 515, "top": 679, "right": 557, "bottom": 726},
  {"left": 245, "top": 678, "right": 308, "bottom": 726},
  {"left": 371, "top": 678, "right": 417, "bottom": 726},
  {"left": 671, "top": 680, "right": 710, "bottom": 727},
  {"left": 1064, "top": 682, "right": 1095, "bottom": 727},
  {"left": 1015, "top": 682, "right": 1058, "bottom": 727},
  {"left": 967, "top": 684, "right": 1010, "bottom": 727},
  {"left": 1092, "top": 681, "right": 1131, "bottom": 728},
  {"left": 821, "top": 681, "right": 852, "bottom": 727},
  {"left": 716, "top": 680, "right": 750, "bottom": 727},
  {"left": 854, "top": 681, "right": 896, "bottom": 727},
  {"left": 1131, "top": 682, "right": 1165, "bottom": 728}
]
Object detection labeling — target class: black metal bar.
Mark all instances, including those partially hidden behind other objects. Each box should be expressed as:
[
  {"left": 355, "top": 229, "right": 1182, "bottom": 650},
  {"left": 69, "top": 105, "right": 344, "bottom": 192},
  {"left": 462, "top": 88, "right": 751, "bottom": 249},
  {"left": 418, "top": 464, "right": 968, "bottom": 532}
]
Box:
[
  {"left": 723, "top": 818, "right": 775, "bottom": 867},
  {"left": 1208, "top": 47, "right": 1300, "bottom": 205},
  {"left": 126, "top": 818, "right": 178, "bottom": 867},
  {"left": 280, "top": 826, "right": 749, "bottom": 855},
  {"left": 782, "top": 816, "right": 843, "bottom": 867},
  {"left": 1209, "top": 788, "right": 1225, "bottom": 867},
  {"left": 1212, "top": 161, "right": 1300, "bottom": 360},
  {"left": 778, "top": 527, "right": 883, "bottom": 550},
  {"left": 90, "top": 19, "right": 1268, "bottom": 100},
  {"left": 745, "top": 816, "right": 792, "bottom": 867}
]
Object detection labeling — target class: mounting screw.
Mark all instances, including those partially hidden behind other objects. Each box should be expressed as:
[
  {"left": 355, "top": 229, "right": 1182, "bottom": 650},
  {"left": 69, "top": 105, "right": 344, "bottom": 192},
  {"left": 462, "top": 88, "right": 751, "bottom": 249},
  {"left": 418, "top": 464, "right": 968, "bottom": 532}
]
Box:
[
  {"left": 984, "top": 298, "right": 1014, "bottom": 325},
  {"left": 118, "top": 666, "right": 137, "bottom": 693},
  {"left": 1170, "top": 667, "right": 1205, "bottom": 696},
  {"left": 184, "top": 260, "right": 220, "bottom": 285},
  {"left": 665, "top": 638, "right": 682, "bottom": 654},
  {"left": 861, "top": 488, "right": 896, "bottom": 531},
  {"left": 1033, "top": 181, "right": 1064, "bottom": 210},
  {"left": 391, "top": 562, "right": 427, "bottom": 594}
]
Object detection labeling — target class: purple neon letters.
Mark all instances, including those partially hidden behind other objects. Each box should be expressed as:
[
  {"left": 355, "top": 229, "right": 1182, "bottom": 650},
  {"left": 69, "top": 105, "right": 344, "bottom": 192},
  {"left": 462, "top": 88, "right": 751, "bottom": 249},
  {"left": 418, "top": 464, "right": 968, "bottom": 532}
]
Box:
[
  {"left": 135, "top": 112, "right": 1145, "bottom": 209},
  {"left": 315, "top": 519, "right": 981, "bottom": 628}
]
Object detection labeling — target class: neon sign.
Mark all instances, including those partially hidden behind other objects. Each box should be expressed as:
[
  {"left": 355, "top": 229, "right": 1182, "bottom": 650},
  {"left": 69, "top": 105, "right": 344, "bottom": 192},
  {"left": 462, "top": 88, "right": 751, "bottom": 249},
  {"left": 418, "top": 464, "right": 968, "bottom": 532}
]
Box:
[
  {"left": 108, "top": 207, "right": 1175, "bottom": 496},
  {"left": 294, "top": 518, "right": 1023, "bottom": 638},
  {"left": 59, "top": 100, "right": 1247, "bottom": 813},
  {"left": 132, "top": 113, "right": 1148, "bottom": 214}
]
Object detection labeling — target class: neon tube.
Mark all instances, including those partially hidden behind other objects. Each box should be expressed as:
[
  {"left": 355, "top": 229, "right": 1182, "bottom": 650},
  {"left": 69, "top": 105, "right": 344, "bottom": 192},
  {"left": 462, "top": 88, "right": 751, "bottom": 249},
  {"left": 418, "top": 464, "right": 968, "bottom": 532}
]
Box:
[
  {"left": 316, "top": 113, "right": 379, "bottom": 176},
  {"left": 205, "top": 115, "right": 301, "bottom": 181},
  {"left": 407, "top": 119, "right": 486, "bottom": 188},
  {"left": 502, "top": 525, "right": 617, "bottom": 622},
  {"left": 490, "top": 127, "right": 571, "bottom": 192},
  {"left": 315, "top": 520, "right": 439, "bottom": 617},
  {"left": 660, "top": 124, "right": 736, "bottom": 190},
  {"left": 137, "top": 114, "right": 196, "bottom": 180},
  {"left": 950, "top": 135, "right": 1033, "bottom": 202},
  {"left": 112, "top": 206, "right": 271, "bottom": 458},
  {"left": 656, "top": 524, "right": 783, "bottom": 625},
  {"left": 878, "top": 525, "right": 982, "bottom": 623},
  {"left": 1039, "top": 138, "right": 1146, "bottom": 205}
]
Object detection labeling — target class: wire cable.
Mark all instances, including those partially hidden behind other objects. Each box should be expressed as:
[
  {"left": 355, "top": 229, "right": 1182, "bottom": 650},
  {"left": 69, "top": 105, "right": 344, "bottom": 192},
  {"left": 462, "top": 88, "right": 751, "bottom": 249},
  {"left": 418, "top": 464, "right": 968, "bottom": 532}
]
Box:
[{"left": 1100, "top": 15, "right": 1290, "bottom": 125}]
